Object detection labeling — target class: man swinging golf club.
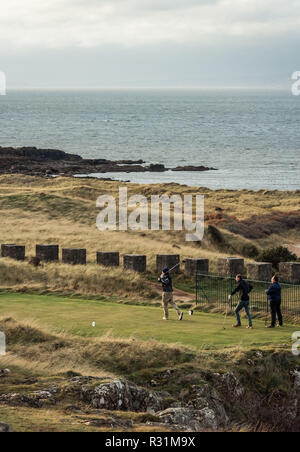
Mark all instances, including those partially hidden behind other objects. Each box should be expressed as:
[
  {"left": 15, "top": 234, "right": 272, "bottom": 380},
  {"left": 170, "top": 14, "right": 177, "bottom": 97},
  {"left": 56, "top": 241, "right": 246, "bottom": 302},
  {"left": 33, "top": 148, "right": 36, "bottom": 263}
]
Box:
[
  {"left": 158, "top": 267, "right": 183, "bottom": 321},
  {"left": 229, "top": 274, "right": 253, "bottom": 329}
]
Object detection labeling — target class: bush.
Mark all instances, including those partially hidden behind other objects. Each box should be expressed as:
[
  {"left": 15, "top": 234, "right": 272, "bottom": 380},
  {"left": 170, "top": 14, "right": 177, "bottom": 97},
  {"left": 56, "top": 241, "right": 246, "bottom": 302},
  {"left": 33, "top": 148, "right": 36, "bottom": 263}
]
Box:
[
  {"left": 206, "top": 225, "right": 225, "bottom": 245},
  {"left": 240, "top": 243, "right": 259, "bottom": 259},
  {"left": 256, "top": 246, "right": 297, "bottom": 270}
]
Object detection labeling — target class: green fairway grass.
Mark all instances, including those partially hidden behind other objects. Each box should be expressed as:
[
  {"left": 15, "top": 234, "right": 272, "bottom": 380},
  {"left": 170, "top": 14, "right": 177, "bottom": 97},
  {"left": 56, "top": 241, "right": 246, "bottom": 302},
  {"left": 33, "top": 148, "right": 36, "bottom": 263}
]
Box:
[{"left": 0, "top": 292, "right": 297, "bottom": 350}]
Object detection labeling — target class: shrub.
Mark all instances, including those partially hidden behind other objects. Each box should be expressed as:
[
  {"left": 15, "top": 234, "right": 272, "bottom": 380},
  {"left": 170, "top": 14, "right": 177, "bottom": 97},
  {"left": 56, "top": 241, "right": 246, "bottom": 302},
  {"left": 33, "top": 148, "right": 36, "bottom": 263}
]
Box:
[
  {"left": 256, "top": 246, "right": 297, "bottom": 270},
  {"left": 240, "top": 243, "right": 259, "bottom": 259},
  {"left": 206, "top": 225, "right": 225, "bottom": 246}
]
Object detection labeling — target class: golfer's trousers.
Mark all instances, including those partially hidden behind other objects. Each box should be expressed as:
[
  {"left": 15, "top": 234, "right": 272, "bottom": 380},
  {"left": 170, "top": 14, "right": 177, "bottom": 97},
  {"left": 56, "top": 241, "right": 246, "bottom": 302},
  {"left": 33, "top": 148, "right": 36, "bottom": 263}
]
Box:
[
  {"left": 270, "top": 300, "right": 283, "bottom": 327},
  {"left": 235, "top": 300, "right": 253, "bottom": 327},
  {"left": 162, "top": 292, "right": 181, "bottom": 319}
]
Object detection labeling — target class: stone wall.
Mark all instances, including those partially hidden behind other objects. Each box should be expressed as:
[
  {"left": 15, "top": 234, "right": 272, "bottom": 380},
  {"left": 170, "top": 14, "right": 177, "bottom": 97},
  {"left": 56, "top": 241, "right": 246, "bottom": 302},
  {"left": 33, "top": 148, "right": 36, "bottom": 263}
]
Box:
[
  {"left": 2, "top": 241, "right": 299, "bottom": 290},
  {"left": 156, "top": 254, "right": 180, "bottom": 274},
  {"left": 1, "top": 244, "right": 25, "bottom": 261},
  {"left": 36, "top": 245, "right": 59, "bottom": 262},
  {"left": 62, "top": 248, "right": 86, "bottom": 265},
  {"left": 218, "top": 258, "right": 245, "bottom": 276},
  {"left": 124, "top": 255, "right": 146, "bottom": 273},
  {"left": 247, "top": 263, "right": 273, "bottom": 282},
  {"left": 97, "top": 252, "right": 120, "bottom": 267},
  {"left": 279, "top": 262, "right": 300, "bottom": 284},
  {"left": 185, "top": 259, "right": 209, "bottom": 277}
]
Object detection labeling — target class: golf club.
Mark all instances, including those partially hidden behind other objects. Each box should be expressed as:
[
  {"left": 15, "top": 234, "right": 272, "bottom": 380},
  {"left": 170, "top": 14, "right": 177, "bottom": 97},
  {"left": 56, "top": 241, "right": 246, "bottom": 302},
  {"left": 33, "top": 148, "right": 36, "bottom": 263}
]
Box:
[
  {"left": 222, "top": 299, "right": 230, "bottom": 330},
  {"left": 265, "top": 296, "right": 269, "bottom": 327},
  {"left": 167, "top": 259, "right": 186, "bottom": 273}
]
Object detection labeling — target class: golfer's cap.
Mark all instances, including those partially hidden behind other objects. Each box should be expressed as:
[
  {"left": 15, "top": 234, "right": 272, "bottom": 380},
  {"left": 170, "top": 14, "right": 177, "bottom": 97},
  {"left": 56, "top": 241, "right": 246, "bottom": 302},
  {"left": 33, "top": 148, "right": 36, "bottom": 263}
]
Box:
[{"left": 162, "top": 267, "right": 169, "bottom": 273}]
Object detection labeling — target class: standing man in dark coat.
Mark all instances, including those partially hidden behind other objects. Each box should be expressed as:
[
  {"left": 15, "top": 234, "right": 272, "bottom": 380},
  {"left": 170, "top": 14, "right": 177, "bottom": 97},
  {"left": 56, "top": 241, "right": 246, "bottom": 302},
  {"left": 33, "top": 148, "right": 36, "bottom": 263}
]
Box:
[
  {"left": 229, "top": 274, "right": 253, "bottom": 329},
  {"left": 266, "top": 275, "right": 283, "bottom": 328}
]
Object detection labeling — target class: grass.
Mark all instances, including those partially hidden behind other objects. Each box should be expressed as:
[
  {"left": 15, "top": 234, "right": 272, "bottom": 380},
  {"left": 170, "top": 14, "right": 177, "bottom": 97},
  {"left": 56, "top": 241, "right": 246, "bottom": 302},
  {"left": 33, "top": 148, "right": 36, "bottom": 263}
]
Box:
[
  {"left": 0, "top": 175, "right": 298, "bottom": 431},
  {"left": 0, "top": 175, "right": 298, "bottom": 268},
  {"left": 0, "top": 293, "right": 298, "bottom": 432},
  {"left": 0, "top": 292, "right": 296, "bottom": 350},
  {"left": 0, "top": 405, "right": 172, "bottom": 433},
  {"left": 0, "top": 175, "right": 298, "bottom": 301}
]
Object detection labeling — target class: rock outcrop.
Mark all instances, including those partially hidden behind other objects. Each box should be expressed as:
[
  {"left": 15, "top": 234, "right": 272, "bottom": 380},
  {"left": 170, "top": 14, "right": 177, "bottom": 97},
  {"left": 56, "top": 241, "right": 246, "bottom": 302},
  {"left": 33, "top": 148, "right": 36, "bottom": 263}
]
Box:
[
  {"left": 0, "top": 386, "right": 59, "bottom": 408},
  {"left": 157, "top": 407, "right": 219, "bottom": 431},
  {"left": 79, "top": 379, "right": 165, "bottom": 414},
  {"left": 0, "top": 146, "right": 217, "bottom": 176}
]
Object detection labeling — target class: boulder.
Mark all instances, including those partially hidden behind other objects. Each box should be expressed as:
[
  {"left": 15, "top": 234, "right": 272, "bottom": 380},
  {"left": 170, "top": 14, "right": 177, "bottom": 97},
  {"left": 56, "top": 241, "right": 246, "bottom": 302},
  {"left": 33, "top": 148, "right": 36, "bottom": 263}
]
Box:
[
  {"left": 187, "top": 384, "right": 228, "bottom": 426},
  {"left": 0, "top": 386, "right": 59, "bottom": 408},
  {"left": 157, "top": 407, "right": 219, "bottom": 431},
  {"left": 292, "top": 370, "right": 300, "bottom": 392},
  {"left": 212, "top": 372, "right": 245, "bottom": 401},
  {"left": 80, "top": 379, "right": 165, "bottom": 414}
]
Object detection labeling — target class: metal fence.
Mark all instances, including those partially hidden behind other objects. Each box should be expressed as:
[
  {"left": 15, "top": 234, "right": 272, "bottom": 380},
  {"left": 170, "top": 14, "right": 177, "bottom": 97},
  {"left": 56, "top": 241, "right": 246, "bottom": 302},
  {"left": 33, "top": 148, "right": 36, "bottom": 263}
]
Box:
[{"left": 196, "top": 273, "right": 300, "bottom": 322}]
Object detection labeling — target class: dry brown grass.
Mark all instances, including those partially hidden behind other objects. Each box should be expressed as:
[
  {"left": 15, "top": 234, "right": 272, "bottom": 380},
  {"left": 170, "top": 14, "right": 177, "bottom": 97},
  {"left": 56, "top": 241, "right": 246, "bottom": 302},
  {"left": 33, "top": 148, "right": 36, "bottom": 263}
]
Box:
[
  {"left": 0, "top": 316, "right": 194, "bottom": 377},
  {"left": 0, "top": 175, "right": 298, "bottom": 296},
  {"left": 0, "top": 258, "right": 157, "bottom": 298}
]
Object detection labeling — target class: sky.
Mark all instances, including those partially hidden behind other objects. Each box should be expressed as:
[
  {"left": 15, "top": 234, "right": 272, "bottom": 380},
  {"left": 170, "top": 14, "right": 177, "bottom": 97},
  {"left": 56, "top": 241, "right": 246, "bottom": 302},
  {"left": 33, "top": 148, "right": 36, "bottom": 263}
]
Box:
[{"left": 0, "top": 0, "right": 299, "bottom": 88}]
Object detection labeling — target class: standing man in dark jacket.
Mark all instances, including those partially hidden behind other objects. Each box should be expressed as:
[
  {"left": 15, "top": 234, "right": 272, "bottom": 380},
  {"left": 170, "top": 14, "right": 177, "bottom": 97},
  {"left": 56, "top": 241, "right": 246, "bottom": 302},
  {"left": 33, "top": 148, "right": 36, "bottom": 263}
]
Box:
[
  {"left": 229, "top": 274, "right": 253, "bottom": 329},
  {"left": 266, "top": 275, "right": 283, "bottom": 328},
  {"left": 158, "top": 267, "right": 183, "bottom": 321}
]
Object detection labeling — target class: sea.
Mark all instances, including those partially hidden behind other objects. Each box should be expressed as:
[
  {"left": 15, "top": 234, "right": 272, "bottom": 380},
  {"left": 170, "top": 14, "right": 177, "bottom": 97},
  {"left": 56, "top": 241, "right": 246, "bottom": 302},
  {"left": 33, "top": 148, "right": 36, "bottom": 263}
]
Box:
[{"left": 0, "top": 89, "right": 299, "bottom": 190}]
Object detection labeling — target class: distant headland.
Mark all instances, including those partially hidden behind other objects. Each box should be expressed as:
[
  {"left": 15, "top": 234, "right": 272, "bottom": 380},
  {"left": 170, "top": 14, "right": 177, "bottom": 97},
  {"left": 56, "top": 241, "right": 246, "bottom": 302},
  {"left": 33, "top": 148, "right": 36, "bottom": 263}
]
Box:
[{"left": 0, "top": 146, "right": 217, "bottom": 177}]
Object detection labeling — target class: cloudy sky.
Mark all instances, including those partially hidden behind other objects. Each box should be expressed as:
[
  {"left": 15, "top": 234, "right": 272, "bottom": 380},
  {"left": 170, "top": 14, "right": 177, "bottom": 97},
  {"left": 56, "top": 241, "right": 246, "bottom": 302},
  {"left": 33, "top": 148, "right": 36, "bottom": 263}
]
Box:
[{"left": 1, "top": 0, "right": 299, "bottom": 88}]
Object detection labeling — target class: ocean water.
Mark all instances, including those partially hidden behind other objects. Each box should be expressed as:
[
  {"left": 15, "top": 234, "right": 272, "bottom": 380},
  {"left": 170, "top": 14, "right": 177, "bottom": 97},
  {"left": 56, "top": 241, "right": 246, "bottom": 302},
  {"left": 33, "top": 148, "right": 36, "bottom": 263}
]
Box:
[{"left": 0, "top": 89, "right": 299, "bottom": 190}]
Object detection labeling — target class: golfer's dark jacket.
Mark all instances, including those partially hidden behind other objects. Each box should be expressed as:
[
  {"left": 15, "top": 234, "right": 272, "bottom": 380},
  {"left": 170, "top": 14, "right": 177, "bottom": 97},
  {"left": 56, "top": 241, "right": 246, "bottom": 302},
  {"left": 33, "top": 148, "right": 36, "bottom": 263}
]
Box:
[
  {"left": 158, "top": 274, "right": 173, "bottom": 292},
  {"left": 231, "top": 279, "right": 253, "bottom": 301},
  {"left": 266, "top": 282, "right": 281, "bottom": 303}
]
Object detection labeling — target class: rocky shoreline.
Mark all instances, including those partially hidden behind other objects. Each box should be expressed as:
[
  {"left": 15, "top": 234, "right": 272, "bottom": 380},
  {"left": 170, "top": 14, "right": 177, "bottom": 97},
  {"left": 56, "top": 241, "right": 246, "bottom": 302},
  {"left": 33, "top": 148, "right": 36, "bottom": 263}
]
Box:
[{"left": 0, "top": 146, "right": 217, "bottom": 177}]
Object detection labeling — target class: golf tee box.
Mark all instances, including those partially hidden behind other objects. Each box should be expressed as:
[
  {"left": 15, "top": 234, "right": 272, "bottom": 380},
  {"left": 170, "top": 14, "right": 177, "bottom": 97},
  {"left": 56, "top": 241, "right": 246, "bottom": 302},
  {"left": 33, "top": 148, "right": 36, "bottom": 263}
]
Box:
[
  {"left": 218, "top": 257, "right": 245, "bottom": 276},
  {"left": 185, "top": 258, "right": 209, "bottom": 276},
  {"left": 279, "top": 262, "right": 300, "bottom": 284},
  {"left": 1, "top": 244, "right": 25, "bottom": 261},
  {"left": 97, "top": 252, "right": 120, "bottom": 267},
  {"left": 62, "top": 248, "right": 87, "bottom": 265},
  {"left": 36, "top": 244, "right": 59, "bottom": 262},
  {"left": 247, "top": 263, "right": 273, "bottom": 282},
  {"left": 123, "top": 254, "right": 146, "bottom": 273},
  {"left": 156, "top": 254, "right": 180, "bottom": 273}
]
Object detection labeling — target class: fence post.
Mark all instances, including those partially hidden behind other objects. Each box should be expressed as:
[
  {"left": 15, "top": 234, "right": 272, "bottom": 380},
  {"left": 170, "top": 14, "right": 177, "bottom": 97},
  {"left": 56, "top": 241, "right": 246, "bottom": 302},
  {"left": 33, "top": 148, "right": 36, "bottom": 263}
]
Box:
[
  {"left": 0, "top": 331, "right": 6, "bottom": 356},
  {"left": 230, "top": 274, "right": 234, "bottom": 309}
]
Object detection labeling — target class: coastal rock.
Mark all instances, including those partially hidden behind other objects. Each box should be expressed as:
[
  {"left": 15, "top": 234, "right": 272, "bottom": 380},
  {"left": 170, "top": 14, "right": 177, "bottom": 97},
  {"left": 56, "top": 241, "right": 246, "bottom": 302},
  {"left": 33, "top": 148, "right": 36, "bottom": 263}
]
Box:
[
  {"left": 148, "top": 164, "right": 166, "bottom": 172},
  {"left": 0, "top": 386, "right": 59, "bottom": 408},
  {"left": 157, "top": 407, "right": 219, "bottom": 431},
  {"left": 212, "top": 372, "right": 245, "bottom": 401},
  {"left": 172, "top": 165, "right": 217, "bottom": 172},
  {"left": 80, "top": 379, "right": 165, "bottom": 414},
  {"left": 0, "top": 146, "right": 217, "bottom": 177},
  {"left": 187, "top": 384, "right": 228, "bottom": 426},
  {"left": 0, "top": 146, "right": 81, "bottom": 161}
]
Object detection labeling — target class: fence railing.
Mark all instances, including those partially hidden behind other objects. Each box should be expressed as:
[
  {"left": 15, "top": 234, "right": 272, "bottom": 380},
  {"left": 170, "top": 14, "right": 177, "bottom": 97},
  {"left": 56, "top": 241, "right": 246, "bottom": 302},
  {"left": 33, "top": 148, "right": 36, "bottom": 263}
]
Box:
[{"left": 196, "top": 273, "right": 300, "bottom": 322}]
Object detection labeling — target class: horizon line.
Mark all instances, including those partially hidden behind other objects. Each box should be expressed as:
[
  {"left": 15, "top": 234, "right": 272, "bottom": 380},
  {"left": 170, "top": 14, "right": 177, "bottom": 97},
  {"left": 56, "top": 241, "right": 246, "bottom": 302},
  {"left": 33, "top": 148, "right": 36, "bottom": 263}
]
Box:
[{"left": 5, "top": 85, "right": 289, "bottom": 92}]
